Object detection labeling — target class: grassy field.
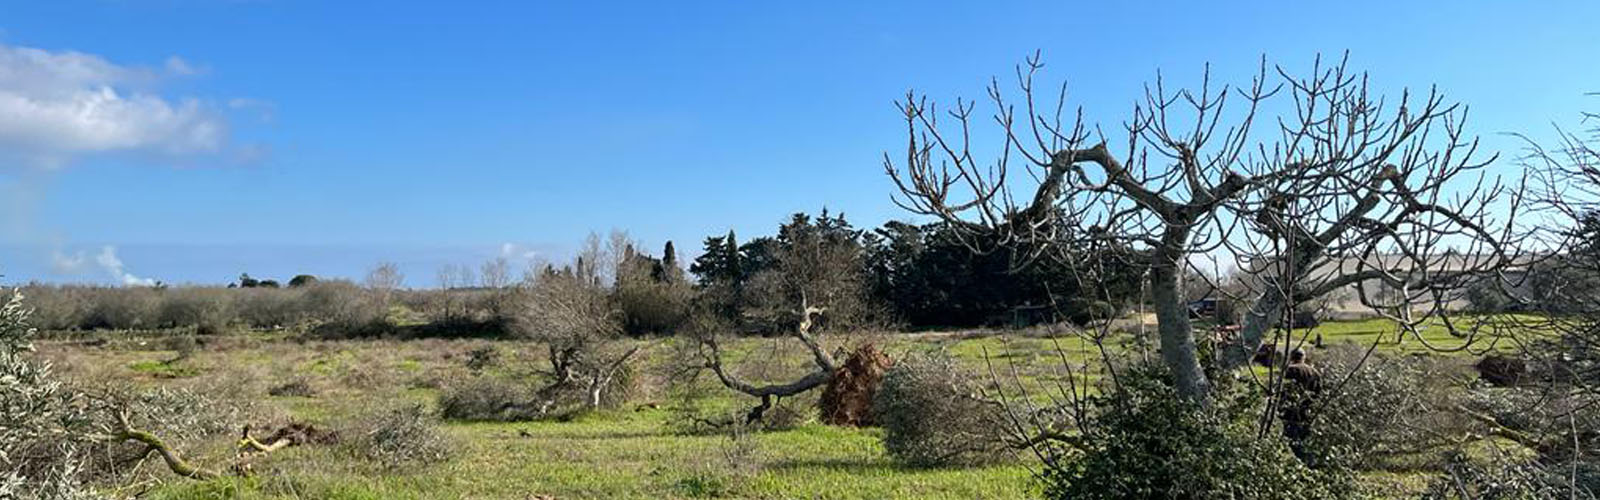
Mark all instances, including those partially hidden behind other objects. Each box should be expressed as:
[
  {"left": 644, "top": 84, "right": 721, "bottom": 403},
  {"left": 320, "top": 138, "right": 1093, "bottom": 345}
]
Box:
[{"left": 36, "top": 316, "right": 1518, "bottom": 499}]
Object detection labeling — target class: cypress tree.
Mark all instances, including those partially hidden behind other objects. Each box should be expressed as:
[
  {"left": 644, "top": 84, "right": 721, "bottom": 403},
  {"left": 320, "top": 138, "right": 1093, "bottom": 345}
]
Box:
[
  {"left": 662, "top": 241, "right": 678, "bottom": 271},
  {"left": 725, "top": 230, "right": 741, "bottom": 285}
]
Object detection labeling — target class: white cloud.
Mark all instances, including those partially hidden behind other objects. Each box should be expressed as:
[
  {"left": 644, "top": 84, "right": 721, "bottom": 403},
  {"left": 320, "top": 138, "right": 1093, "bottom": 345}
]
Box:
[
  {"left": 499, "top": 242, "right": 539, "bottom": 261},
  {"left": 94, "top": 246, "right": 156, "bottom": 286},
  {"left": 50, "top": 246, "right": 156, "bottom": 286},
  {"left": 50, "top": 250, "right": 88, "bottom": 273},
  {"left": 0, "top": 43, "right": 231, "bottom": 167}
]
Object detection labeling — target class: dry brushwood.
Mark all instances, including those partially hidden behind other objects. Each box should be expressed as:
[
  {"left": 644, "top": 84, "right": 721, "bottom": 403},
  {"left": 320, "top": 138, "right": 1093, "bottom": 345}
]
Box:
[
  {"left": 238, "top": 422, "right": 340, "bottom": 454},
  {"left": 818, "top": 344, "right": 894, "bottom": 426}
]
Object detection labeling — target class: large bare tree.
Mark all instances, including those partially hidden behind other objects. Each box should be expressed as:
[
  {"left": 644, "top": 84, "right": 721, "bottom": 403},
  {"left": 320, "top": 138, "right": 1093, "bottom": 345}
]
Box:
[{"left": 886, "top": 53, "right": 1522, "bottom": 402}]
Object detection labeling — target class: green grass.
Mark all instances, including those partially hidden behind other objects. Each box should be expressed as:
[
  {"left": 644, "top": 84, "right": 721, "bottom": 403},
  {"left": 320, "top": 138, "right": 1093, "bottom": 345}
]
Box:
[
  {"left": 40, "top": 316, "right": 1538, "bottom": 499},
  {"left": 128, "top": 358, "right": 202, "bottom": 378},
  {"left": 1302, "top": 314, "right": 1541, "bottom": 354}
]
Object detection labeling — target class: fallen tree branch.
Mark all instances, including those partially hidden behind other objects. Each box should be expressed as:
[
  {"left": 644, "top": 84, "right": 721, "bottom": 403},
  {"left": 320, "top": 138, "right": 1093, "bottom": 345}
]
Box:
[
  {"left": 112, "top": 410, "right": 219, "bottom": 480},
  {"left": 237, "top": 425, "right": 295, "bottom": 454}
]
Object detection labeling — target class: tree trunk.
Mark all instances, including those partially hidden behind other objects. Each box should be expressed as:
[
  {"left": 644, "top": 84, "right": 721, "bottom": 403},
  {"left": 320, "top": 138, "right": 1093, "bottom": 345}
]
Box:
[
  {"left": 1223, "top": 292, "right": 1285, "bottom": 369},
  {"left": 1150, "top": 264, "right": 1212, "bottom": 403}
]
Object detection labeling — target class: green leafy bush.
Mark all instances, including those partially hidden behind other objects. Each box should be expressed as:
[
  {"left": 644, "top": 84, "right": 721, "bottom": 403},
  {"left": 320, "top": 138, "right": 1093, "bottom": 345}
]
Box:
[{"left": 1041, "top": 363, "right": 1350, "bottom": 500}]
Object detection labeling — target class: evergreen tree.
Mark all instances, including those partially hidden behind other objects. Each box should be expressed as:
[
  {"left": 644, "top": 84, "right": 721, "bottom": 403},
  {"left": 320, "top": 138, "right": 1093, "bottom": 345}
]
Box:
[{"left": 725, "top": 230, "right": 741, "bottom": 285}]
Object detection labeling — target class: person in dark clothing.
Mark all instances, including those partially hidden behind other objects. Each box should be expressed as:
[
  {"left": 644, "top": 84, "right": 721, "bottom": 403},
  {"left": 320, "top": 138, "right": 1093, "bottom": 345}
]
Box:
[{"left": 1280, "top": 348, "right": 1322, "bottom": 462}]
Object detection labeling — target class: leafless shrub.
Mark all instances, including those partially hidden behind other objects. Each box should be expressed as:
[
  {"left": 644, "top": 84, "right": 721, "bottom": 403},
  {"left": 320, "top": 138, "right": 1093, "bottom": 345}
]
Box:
[
  {"left": 437, "top": 376, "right": 539, "bottom": 421},
  {"left": 875, "top": 351, "right": 1010, "bottom": 467},
  {"left": 232, "top": 287, "right": 302, "bottom": 329},
  {"left": 81, "top": 286, "right": 159, "bottom": 330},
  {"left": 346, "top": 404, "right": 453, "bottom": 470},
  {"left": 268, "top": 378, "right": 316, "bottom": 397}
]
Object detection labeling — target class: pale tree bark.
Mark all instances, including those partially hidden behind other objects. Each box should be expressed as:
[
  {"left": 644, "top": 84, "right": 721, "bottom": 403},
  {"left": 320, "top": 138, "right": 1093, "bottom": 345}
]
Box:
[{"left": 885, "top": 52, "right": 1523, "bottom": 403}]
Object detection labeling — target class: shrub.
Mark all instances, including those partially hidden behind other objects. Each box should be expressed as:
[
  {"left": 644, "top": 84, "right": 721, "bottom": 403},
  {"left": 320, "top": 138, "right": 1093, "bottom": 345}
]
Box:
[
  {"left": 1064, "top": 300, "right": 1117, "bottom": 326},
  {"left": 1304, "top": 345, "right": 1476, "bottom": 473},
  {"left": 19, "top": 285, "right": 88, "bottom": 331},
  {"left": 299, "top": 281, "right": 384, "bottom": 335},
  {"left": 288, "top": 274, "right": 318, "bottom": 288},
  {"left": 614, "top": 278, "right": 692, "bottom": 335},
  {"left": 0, "top": 290, "right": 95, "bottom": 497},
  {"left": 1040, "top": 363, "right": 1349, "bottom": 500},
  {"left": 81, "top": 287, "right": 159, "bottom": 330},
  {"left": 268, "top": 378, "right": 317, "bottom": 397},
  {"left": 233, "top": 287, "right": 302, "bottom": 329},
  {"left": 437, "top": 377, "right": 538, "bottom": 421},
  {"left": 347, "top": 404, "right": 453, "bottom": 470},
  {"left": 875, "top": 352, "right": 1009, "bottom": 467},
  {"left": 463, "top": 346, "right": 499, "bottom": 373}
]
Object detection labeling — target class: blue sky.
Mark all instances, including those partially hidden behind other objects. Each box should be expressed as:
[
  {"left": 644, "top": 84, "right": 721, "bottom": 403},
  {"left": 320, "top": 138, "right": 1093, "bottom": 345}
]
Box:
[{"left": 1, "top": 1, "right": 1597, "bottom": 286}]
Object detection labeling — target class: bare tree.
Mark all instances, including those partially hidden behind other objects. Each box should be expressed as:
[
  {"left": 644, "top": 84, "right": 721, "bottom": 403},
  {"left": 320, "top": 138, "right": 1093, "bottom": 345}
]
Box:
[
  {"left": 1442, "top": 106, "right": 1600, "bottom": 499},
  {"left": 480, "top": 257, "right": 511, "bottom": 289},
  {"left": 480, "top": 256, "right": 514, "bottom": 319},
  {"left": 885, "top": 53, "right": 1522, "bottom": 402},
  {"left": 691, "top": 212, "right": 872, "bottom": 423},
  {"left": 518, "top": 266, "right": 639, "bottom": 411},
  {"left": 436, "top": 264, "right": 461, "bottom": 290},
  {"left": 435, "top": 264, "right": 462, "bottom": 321},
  {"left": 365, "top": 262, "right": 404, "bottom": 317},
  {"left": 1523, "top": 105, "right": 1600, "bottom": 385},
  {"left": 512, "top": 232, "right": 643, "bottom": 412}
]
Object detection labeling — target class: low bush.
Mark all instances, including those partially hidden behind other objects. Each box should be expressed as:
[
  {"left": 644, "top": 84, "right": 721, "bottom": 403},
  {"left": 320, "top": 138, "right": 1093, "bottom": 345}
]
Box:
[
  {"left": 1302, "top": 345, "right": 1475, "bottom": 473},
  {"left": 875, "top": 352, "right": 1009, "bottom": 467},
  {"left": 437, "top": 377, "right": 538, "bottom": 421},
  {"left": 1040, "top": 363, "right": 1350, "bottom": 500},
  {"left": 347, "top": 404, "right": 453, "bottom": 470},
  {"left": 268, "top": 379, "right": 317, "bottom": 397}
]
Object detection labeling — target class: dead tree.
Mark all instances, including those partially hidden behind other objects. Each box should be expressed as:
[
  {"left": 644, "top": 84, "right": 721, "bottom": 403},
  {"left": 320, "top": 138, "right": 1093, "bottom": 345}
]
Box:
[
  {"left": 692, "top": 212, "right": 875, "bottom": 424},
  {"left": 699, "top": 299, "right": 836, "bottom": 424},
  {"left": 885, "top": 52, "right": 1523, "bottom": 403},
  {"left": 518, "top": 256, "right": 643, "bottom": 414}
]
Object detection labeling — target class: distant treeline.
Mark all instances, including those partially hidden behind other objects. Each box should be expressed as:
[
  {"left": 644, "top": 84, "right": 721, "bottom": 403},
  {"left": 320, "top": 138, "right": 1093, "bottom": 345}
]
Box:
[{"left": 20, "top": 211, "right": 1149, "bottom": 336}]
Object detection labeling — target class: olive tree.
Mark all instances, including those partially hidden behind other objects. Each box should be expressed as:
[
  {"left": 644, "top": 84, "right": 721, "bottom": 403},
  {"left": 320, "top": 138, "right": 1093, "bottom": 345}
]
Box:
[
  {"left": 514, "top": 233, "right": 641, "bottom": 412},
  {"left": 690, "top": 212, "right": 874, "bottom": 422},
  {"left": 885, "top": 53, "right": 1521, "bottom": 403}
]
